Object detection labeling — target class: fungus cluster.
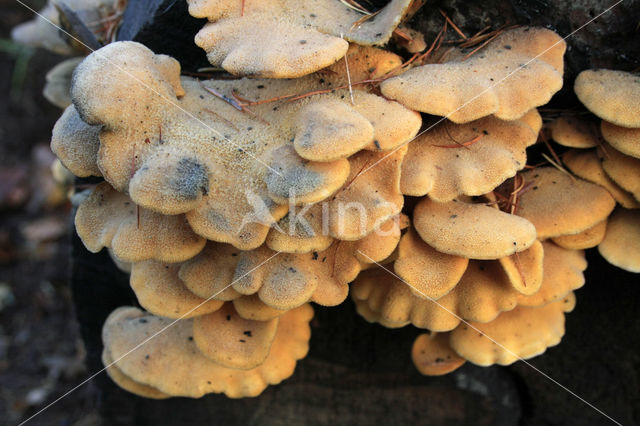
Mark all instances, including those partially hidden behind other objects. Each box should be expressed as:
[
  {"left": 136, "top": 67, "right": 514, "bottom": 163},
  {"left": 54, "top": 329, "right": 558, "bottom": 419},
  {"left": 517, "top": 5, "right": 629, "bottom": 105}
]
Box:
[
  {"left": 548, "top": 69, "right": 640, "bottom": 273},
  {"left": 40, "top": 0, "right": 638, "bottom": 396}
]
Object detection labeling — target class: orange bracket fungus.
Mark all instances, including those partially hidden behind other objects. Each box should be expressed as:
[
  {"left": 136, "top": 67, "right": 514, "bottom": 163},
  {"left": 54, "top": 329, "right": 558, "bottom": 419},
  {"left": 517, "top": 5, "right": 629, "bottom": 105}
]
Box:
[
  {"left": 102, "top": 304, "right": 312, "bottom": 398},
  {"left": 509, "top": 167, "right": 615, "bottom": 240},
  {"left": 188, "top": 0, "right": 415, "bottom": 78},
  {"left": 411, "top": 332, "right": 465, "bottom": 376},
  {"left": 548, "top": 115, "right": 598, "bottom": 148},
  {"left": 75, "top": 183, "right": 206, "bottom": 264},
  {"left": 42, "top": 8, "right": 630, "bottom": 400},
  {"left": 399, "top": 111, "right": 540, "bottom": 200},
  {"left": 50, "top": 105, "right": 102, "bottom": 178},
  {"left": 574, "top": 69, "right": 640, "bottom": 128},
  {"left": 448, "top": 293, "right": 575, "bottom": 366},
  {"left": 65, "top": 41, "right": 420, "bottom": 250},
  {"left": 380, "top": 27, "right": 565, "bottom": 123},
  {"left": 598, "top": 208, "right": 640, "bottom": 273}
]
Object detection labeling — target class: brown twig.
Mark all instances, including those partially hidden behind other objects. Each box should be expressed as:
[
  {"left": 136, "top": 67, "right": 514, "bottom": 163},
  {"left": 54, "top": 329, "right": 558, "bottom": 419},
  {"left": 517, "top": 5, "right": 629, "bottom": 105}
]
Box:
[
  {"left": 432, "top": 134, "right": 483, "bottom": 149},
  {"left": 350, "top": 8, "right": 382, "bottom": 31},
  {"left": 461, "top": 31, "right": 501, "bottom": 61},
  {"left": 439, "top": 9, "right": 467, "bottom": 40},
  {"left": 203, "top": 108, "right": 239, "bottom": 130},
  {"left": 513, "top": 251, "right": 527, "bottom": 288},
  {"left": 202, "top": 84, "right": 269, "bottom": 124}
]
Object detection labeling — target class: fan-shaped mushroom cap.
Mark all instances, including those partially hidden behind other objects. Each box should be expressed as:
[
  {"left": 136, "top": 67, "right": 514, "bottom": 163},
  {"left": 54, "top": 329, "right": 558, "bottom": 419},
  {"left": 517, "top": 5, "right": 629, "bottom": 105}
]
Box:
[
  {"left": 293, "top": 99, "right": 374, "bottom": 162},
  {"left": 394, "top": 228, "right": 468, "bottom": 300},
  {"left": 518, "top": 241, "right": 586, "bottom": 307},
  {"left": 193, "top": 303, "right": 279, "bottom": 370},
  {"left": 412, "top": 333, "right": 465, "bottom": 376},
  {"left": 598, "top": 208, "right": 640, "bottom": 273},
  {"left": 381, "top": 27, "right": 565, "bottom": 123},
  {"left": 399, "top": 114, "right": 538, "bottom": 200},
  {"left": 563, "top": 149, "right": 640, "bottom": 209},
  {"left": 574, "top": 69, "right": 640, "bottom": 128},
  {"left": 449, "top": 293, "right": 575, "bottom": 366},
  {"left": 182, "top": 215, "right": 401, "bottom": 311},
  {"left": 71, "top": 42, "right": 418, "bottom": 250},
  {"left": 324, "top": 44, "right": 406, "bottom": 85},
  {"left": 102, "top": 350, "right": 170, "bottom": 399},
  {"left": 413, "top": 197, "right": 537, "bottom": 259},
  {"left": 189, "top": 0, "right": 413, "bottom": 78},
  {"left": 519, "top": 108, "right": 543, "bottom": 136},
  {"left": 50, "top": 105, "right": 101, "bottom": 178},
  {"left": 548, "top": 116, "right": 598, "bottom": 148},
  {"left": 11, "top": 3, "right": 74, "bottom": 55},
  {"left": 327, "top": 147, "right": 407, "bottom": 240},
  {"left": 179, "top": 243, "right": 242, "bottom": 302},
  {"left": 513, "top": 167, "right": 616, "bottom": 239},
  {"left": 498, "top": 240, "right": 544, "bottom": 296},
  {"left": 233, "top": 216, "right": 402, "bottom": 310},
  {"left": 552, "top": 219, "right": 607, "bottom": 250},
  {"left": 233, "top": 295, "right": 287, "bottom": 321},
  {"left": 44, "top": 57, "right": 83, "bottom": 109},
  {"left": 289, "top": 90, "right": 420, "bottom": 162},
  {"left": 102, "top": 304, "right": 313, "bottom": 398},
  {"left": 353, "top": 297, "right": 409, "bottom": 328},
  {"left": 75, "top": 183, "right": 206, "bottom": 263},
  {"left": 267, "top": 147, "right": 409, "bottom": 251},
  {"left": 600, "top": 143, "right": 640, "bottom": 202},
  {"left": 601, "top": 121, "right": 640, "bottom": 159},
  {"left": 12, "top": 0, "right": 117, "bottom": 54},
  {"left": 352, "top": 261, "right": 521, "bottom": 332},
  {"left": 265, "top": 203, "right": 334, "bottom": 254},
  {"left": 130, "top": 261, "right": 223, "bottom": 319}
]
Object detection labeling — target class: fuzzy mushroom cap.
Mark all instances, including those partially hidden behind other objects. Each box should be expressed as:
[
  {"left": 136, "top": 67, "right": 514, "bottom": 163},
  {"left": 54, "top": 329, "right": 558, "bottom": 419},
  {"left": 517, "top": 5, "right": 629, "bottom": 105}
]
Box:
[
  {"left": 102, "top": 304, "right": 313, "bottom": 398},
  {"left": 44, "top": 57, "right": 83, "bottom": 109},
  {"left": 232, "top": 216, "right": 402, "bottom": 310},
  {"left": 75, "top": 183, "right": 206, "bottom": 263},
  {"left": 598, "top": 208, "right": 640, "bottom": 273},
  {"left": 518, "top": 241, "right": 586, "bottom": 307},
  {"left": 513, "top": 167, "right": 616, "bottom": 239},
  {"left": 233, "top": 295, "right": 288, "bottom": 321},
  {"left": 326, "top": 147, "right": 408, "bottom": 241},
  {"left": 412, "top": 333, "right": 465, "bottom": 376},
  {"left": 70, "top": 42, "right": 419, "bottom": 250},
  {"left": 267, "top": 147, "right": 410, "bottom": 252},
  {"left": 352, "top": 260, "right": 522, "bottom": 332},
  {"left": 130, "top": 262, "right": 223, "bottom": 319},
  {"left": 399, "top": 113, "right": 539, "bottom": 200},
  {"left": 193, "top": 303, "right": 279, "bottom": 370},
  {"left": 265, "top": 203, "right": 334, "bottom": 254},
  {"left": 601, "top": 121, "right": 640, "bottom": 159},
  {"left": 179, "top": 243, "right": 242, "bottom": 302},
  {"left": 574, "top": 69, "right": 640, "bottom": 128},
  {"left": 12, "top": 3, "right": 74, "bottom": 55},
  {"left": 548, "top": 116, "right": 598, "bottom": 148},
  {"left": 552, "top": 220, "right": 607, "bottom": 250},
  {"left": 394, "top": 228, "right": 469, "bottom": 300},
  {"left": 102, "top": 350, "right": 170, "bottom": 399},
  {"left": 497, "top": 240, "right": 544, "bottom": 296},
  {"left": 563, "top": 149, "right": 640, "bottom": 209},
  {"left": 413, "top": 197, "right": 537, "bottom": 260},
  {"left": 449, "top": 292, "right": 575, "bottom": 366},
  {"left": 181, "top": 215, "right": 401, "bottom": 311},
  {"left": 50, "top": 105, "right": 101, "bottom": 178},
  {"left": 599, "top": 143, "right": 640, "bottom": 202},
  {"left": 381, "top": 27, "right": 565, "bottom": 123},
  {"left": 189, "top": 0, "right": 413, "bottom": 78}
]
